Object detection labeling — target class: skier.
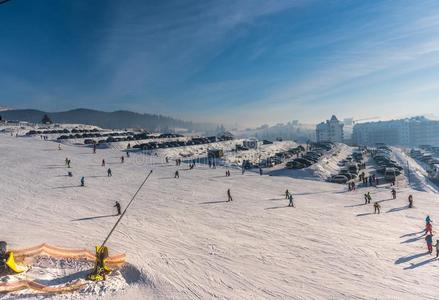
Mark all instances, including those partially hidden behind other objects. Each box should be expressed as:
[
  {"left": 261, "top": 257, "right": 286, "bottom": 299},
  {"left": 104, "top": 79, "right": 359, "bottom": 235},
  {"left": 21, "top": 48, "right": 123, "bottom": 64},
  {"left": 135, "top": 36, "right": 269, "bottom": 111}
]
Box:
[
  {"left": 107, "top": 168, "right": 112, "bottom": 177},
  {"left": 425, "top": 222, "right": 433, "bottom": 235},
  {"left": 426, "top": 215, "right": 432, "bottom": 225},
  {"left": 288, "top": 194, "right": 294, "bottom": 207},
  {"left": 367, "top": 192, "right": 371, "bottom": 204},
  {"left": 102, "top": 159, "right": 105, "bottom": 167},
  {"left": 174, "top": 170, "right": 179, "bottom": 179},
  {"left": 114, "top": 201, "right": 121, "bottom": 216},
  {"left": 67, "top": 159, "right": 71, "bottom": 168},
  {"left": 80, "top": 176, "right": 85, "bottom": 187},
  {"left": 434, "top": 240, "right": 439, "bottom": 258},
  {"left": 126, "top": 151, "right": 130, "bottom": 158},
  {"left": 364, "top": 193, "right": 369, "bottom": 205},
  {"left": 165, "top": 157, "right": 169, "bottom": 164},
  {"left": 121, "top": 156, "right": 124, "bottom": 163},
  {"left": 65, "top": 157, "right": 69, "bottom": 166},
  {"left": 58, "top": 144, "right": 62, "bottom": 150},
  {"left": 391, "top": 188, "right": 396, "bottom": 200},
  {"left": 93, "top": 144, "right": 96, "bottom": 154},
  {"left": 259, "top": 168, "right": 263, "bottom": 176},
  {"left": 227, "top": 189, "right": 233, "bottom": 202},
  {"left": 285, "top": 189, "right": 290, "bottom": 199},
  {"left": 408, "top": 195, "right": 413, "bottom": 208},
  {"left": 425, "top": 234, "right": 433, "bottom": 254},
  {"left": 374, "top": 202, "right": 381, "bottom": 214}
]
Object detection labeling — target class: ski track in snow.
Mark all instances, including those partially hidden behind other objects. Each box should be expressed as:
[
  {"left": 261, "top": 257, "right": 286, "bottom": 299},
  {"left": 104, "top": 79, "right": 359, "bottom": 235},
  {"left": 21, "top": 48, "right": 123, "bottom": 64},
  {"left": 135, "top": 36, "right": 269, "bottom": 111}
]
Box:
[{"left": 1, "top": 132, "right": 439, "bottom": 299}]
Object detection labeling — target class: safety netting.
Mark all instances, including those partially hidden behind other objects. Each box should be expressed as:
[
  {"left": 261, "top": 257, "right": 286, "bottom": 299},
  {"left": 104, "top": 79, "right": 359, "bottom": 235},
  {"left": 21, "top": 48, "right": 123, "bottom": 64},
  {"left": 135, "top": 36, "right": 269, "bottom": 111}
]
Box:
[{"left": 0, "top": 243, "right": 126, "bottom": 294}]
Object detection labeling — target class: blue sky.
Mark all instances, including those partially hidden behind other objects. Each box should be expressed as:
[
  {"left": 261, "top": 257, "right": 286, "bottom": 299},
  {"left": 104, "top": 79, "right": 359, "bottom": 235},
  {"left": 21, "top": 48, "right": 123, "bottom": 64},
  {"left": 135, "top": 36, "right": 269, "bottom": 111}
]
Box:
[{"left": 1, "top": 0, "right": 439, "bottom": 126}]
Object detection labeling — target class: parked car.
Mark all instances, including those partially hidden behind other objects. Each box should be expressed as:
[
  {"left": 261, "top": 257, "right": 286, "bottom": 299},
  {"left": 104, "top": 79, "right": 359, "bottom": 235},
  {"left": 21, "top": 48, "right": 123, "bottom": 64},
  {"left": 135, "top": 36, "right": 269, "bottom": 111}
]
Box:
[{"left": 328, "top": 175, "right": 349, "bottom": 184}]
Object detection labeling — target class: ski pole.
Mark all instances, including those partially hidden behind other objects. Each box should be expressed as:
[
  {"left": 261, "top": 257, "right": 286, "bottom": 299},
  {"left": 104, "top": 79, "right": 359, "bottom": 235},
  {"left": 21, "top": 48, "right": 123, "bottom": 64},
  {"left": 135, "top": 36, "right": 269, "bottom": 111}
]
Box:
[{"left": 101, "top": 170, "right": 153, "bottom": 247}]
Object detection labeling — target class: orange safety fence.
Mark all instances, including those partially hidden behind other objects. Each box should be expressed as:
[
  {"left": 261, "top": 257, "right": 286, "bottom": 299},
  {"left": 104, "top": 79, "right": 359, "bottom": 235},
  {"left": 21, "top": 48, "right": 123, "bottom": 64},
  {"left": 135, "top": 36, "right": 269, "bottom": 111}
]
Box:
[
  {"left": 0, "top": 244, "right": 126, "bottom": 294},
  {"left": 11, "top": 243, "right": 126, "bottom": 267},
  {"left": 0, "top": 279, "right": 85, "bottom": 293}
]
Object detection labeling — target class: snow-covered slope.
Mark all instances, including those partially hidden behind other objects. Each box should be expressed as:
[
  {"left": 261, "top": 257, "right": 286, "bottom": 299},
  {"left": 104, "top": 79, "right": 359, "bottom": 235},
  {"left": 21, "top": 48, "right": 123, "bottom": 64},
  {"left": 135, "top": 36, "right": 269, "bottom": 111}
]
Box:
[{"left": 1, "top": 134, "right": 439, "bottom": 299}]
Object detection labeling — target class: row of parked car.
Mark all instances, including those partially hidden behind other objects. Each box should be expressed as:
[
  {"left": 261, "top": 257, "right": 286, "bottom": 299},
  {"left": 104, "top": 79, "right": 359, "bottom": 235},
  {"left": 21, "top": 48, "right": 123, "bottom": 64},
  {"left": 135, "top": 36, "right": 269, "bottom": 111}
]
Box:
[
  {"left": 241, "top": 145, "right": 306, "bottom": 169},
  {"left": 286, "top": 142, "right": 335, "bottom": 169},
  {"left": 63, "top": 132, "right": 184, "bottom": 144},
  {"left": 26, "top": 128, "right": 101, "bottom": 135},
  {"left": 372, "top": 146, "right": 402, "bottom": 181},
  {"left": 410, "top": 149, "right": 439, "bottom": 166},
  {"left": 328, "top": 150, "right": 365, "bottom": 183},
  {"left": 410, "top": 148, "right": 439, "bottom": 183},
  {"left": 132, "top": 135, "right": 234, "bottom": 151}
]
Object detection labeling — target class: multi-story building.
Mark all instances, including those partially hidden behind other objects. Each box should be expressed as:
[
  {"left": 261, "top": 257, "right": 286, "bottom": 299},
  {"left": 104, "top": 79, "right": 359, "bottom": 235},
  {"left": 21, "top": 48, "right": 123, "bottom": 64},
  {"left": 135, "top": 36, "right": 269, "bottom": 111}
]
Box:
[
  {"left": 316, "top": 115, "right": 344, "bottom": 143},
  {"left": 352, "top": 116, "right": 439, "bottom": 146}
]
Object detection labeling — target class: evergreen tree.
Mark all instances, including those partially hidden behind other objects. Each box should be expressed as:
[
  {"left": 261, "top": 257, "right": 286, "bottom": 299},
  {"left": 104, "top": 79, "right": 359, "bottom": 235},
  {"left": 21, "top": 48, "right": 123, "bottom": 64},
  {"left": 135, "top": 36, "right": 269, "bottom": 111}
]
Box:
[{"left": 42, "top": 114, "right": 52, "bottom": 124}]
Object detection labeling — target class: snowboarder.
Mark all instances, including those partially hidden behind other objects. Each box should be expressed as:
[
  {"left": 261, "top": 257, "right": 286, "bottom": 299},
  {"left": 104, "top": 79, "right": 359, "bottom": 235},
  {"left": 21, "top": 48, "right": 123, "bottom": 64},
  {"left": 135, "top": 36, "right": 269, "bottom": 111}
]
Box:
[
  {"left": 425, "top": 222, "right": 433, "bottom": 235},
  {"left": 374, "top": 202, "right": 381, "bottom": 214},
  {"left": 107, "top": 168, "right": 112, "bottom": 177},
  {"left": 408, "top": 195, "right": 413, "bottom": 208},
  {"left": 174, "top": 170, "right": 179, "bottom": 179},
  {"left": 102, "top": 159, "right": 105, "bottom": 167},
  {"left": 227, "top": 189, "right": 233, "bottom": 202},
  {"left": 426, "top": 234, "right": 433, "bottom": 254},
  {"left": 114, "top": 201, "right": 121, "bottom": 216},
  {"left": 80, "top": 176, "right": 85, "bottom": 187},
  {"left": 288, "top": 194, "right": 294, "bottom": 207},
  {"left": 391, "top": 188, "right": 396, "bottom": 200}
]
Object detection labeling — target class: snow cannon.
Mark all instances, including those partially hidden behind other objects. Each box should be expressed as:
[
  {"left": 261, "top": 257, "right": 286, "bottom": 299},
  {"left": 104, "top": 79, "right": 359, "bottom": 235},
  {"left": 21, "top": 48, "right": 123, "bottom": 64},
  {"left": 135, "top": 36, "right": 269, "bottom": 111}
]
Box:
[
  {"left": 87, "top": 245, "right": 111, "bottom": 281},
  {"left": 0, "top": 241, "right": 25, "bottom": 275}
]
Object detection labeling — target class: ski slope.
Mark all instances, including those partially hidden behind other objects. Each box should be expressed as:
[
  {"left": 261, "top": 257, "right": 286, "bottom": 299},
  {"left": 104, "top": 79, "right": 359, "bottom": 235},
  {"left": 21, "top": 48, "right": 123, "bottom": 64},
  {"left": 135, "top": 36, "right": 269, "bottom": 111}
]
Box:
[{"left": 1, "top": 133, "right": 439, "bottom": 299}]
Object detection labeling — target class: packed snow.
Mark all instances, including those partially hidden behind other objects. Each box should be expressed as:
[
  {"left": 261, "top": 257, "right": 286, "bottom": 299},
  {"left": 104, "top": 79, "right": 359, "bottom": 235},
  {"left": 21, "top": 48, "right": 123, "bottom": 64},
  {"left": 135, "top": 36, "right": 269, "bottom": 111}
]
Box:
[{"left": 1, "top": 129, "right": 439, "bottom": 299}]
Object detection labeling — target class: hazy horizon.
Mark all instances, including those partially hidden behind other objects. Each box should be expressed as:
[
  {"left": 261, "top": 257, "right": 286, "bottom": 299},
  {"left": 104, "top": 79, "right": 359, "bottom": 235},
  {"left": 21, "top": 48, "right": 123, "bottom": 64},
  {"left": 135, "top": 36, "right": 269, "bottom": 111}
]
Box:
[{"left": 1, "top": 1, "right": 439, "bottom": 127}]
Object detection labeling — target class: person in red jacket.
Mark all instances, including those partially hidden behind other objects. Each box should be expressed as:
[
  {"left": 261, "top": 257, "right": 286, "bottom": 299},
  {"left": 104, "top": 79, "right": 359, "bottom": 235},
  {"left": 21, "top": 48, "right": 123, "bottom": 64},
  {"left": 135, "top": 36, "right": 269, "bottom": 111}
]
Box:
[{"left": 425, "top": 222, "right": 433, "bottom": 235}]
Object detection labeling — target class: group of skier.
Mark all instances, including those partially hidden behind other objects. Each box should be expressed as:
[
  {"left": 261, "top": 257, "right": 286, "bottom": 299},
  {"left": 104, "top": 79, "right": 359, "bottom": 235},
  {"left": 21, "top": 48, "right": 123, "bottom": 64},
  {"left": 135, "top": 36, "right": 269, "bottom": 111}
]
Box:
[{"left": 424, "top": 216, "right": 439, "bottom": 257}]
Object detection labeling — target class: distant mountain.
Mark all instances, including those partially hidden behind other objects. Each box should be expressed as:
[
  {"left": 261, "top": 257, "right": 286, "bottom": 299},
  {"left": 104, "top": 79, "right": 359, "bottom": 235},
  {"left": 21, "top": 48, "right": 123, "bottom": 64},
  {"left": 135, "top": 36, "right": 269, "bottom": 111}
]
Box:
[{"left": 0, "top": 108, "right": 214, "bottom": 132}]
